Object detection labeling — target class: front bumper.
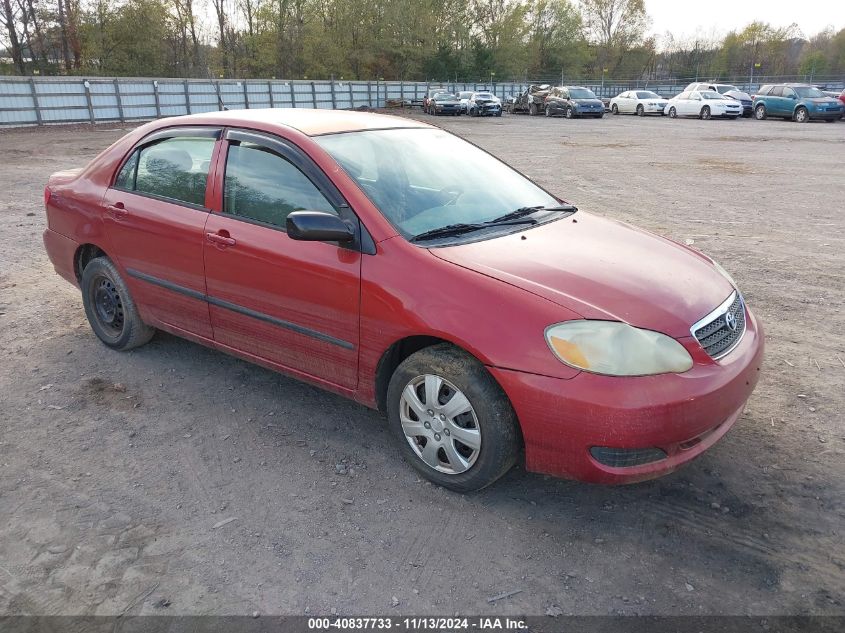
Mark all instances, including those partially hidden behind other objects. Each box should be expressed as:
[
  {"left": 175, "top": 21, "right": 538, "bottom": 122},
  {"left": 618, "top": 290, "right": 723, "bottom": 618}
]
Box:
[{"left": 489, "top": 306, "right": 764, "bottom": 484}]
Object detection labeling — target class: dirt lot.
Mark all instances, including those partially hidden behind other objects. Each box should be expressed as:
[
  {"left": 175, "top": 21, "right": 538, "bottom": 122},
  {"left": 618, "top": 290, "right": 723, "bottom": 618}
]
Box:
[{"left": 0, "top": 111, "right": 843, "bottom": 618}]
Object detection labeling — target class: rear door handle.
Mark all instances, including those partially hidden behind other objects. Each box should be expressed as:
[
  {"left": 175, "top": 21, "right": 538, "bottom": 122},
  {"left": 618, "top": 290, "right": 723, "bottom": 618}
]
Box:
[
  {"left": 106, "top": 203, "right": 128, "bottom": 220},
  {"left": 206, "top": 231, "right": 236, "bottom": 247}
]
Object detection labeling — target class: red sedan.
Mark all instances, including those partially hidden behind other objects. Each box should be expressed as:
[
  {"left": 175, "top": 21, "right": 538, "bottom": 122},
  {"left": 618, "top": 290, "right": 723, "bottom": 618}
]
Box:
[{"left": 43, "top": 109, "right": 764, "bottom": 491}]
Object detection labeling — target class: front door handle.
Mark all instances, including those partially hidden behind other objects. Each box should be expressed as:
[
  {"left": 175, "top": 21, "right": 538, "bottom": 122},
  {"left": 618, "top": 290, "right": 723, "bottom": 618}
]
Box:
[
  {"left": 206, "top": 231, "right": 236, "bottom": 247},
  {"left": 106, "top": 203, "right": 128, "bottom": 220}
]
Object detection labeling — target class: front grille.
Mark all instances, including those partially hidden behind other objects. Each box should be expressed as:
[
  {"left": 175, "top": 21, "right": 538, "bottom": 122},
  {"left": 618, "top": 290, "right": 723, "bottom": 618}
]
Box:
[
  {"left": 590, "top": 446, "right": 667, "bottom": 468},
  {"left": 693, "top": 292, "right": 746, "bottom": 359}
]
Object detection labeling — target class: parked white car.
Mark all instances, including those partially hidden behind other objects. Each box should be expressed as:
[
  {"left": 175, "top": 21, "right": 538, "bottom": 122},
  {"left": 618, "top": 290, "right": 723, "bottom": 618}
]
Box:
[
  {"left": 467, "top": 92, "right": 503, "bottom": 117},
  {"left": 610, "top": 90, "right": 669, "bottom": 116},
  {"left": 457, "top": 91, "right": 474, "bottom": 114},
  {"left": 664, "top": 90, "right": 742, "bottom": 120}
]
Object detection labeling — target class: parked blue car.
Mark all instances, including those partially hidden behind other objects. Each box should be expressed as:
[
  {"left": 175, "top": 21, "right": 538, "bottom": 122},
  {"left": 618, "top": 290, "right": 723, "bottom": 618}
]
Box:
[{"left": 753, "top": 84, "right": 843, "bottom": 122}]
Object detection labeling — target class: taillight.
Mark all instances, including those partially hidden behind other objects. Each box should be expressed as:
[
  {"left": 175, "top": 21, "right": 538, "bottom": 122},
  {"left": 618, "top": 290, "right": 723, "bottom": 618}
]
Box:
[{"left": 44, "top": 187, "right": 51, "bottom": 206}]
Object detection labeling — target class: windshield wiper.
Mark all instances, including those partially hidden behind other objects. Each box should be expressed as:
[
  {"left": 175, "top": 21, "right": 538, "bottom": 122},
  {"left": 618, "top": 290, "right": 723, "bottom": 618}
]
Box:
[
  {"left": 410, "top": 218, "right": 538, "bottom": 243},
  {"left": 410, "top": 204, "right": 578, "bottom": 243},
  {"left": 491, "top": 204, "right": 578, "bottom": 223}
]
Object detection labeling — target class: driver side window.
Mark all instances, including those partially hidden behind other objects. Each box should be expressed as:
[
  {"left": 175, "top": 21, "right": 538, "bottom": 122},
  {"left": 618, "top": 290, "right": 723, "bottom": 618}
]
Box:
[{"left": 223, "top": 141, "right": 336, "bottom": 229}]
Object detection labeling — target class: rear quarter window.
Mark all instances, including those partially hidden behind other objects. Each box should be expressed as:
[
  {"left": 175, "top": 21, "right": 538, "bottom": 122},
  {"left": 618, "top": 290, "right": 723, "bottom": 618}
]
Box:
[{"left": 130, "top": 137, "right": 215, "bottom": 207}]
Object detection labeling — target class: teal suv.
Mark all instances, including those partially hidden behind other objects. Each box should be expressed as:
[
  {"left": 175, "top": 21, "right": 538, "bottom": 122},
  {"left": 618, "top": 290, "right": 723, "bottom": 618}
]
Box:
[{"left": 753, "top": 84, "right": 843, "bottom": 122}]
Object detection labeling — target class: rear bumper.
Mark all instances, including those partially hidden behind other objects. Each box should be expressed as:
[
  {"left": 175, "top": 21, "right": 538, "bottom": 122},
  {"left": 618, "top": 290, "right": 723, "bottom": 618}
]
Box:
[
  {"left": 43, "top": 228, "right": 80, "bottom": 287},
  {"left": 490, "top": 307, "right": 764, "bottom": 484}
]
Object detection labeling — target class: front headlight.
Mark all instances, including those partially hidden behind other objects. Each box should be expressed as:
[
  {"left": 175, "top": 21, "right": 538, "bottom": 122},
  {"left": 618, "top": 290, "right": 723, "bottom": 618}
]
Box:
[{"left": 545, "top": 321, "right": 693, "bottom": 376}]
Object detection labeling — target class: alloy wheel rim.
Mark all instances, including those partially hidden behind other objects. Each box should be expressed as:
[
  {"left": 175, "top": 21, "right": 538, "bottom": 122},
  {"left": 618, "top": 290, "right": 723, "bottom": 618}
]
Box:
[
  {"left": 797, "top": 109, "right": 807, "bottom": 122},
  {"left": 399, "top": 374, "right": 481, "bottom": 475}
]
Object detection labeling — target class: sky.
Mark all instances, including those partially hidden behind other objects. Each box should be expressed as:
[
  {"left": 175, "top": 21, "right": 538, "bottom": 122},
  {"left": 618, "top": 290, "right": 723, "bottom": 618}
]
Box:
[{"left": 644, "top": 0, "right": 845, "bottom": 41}]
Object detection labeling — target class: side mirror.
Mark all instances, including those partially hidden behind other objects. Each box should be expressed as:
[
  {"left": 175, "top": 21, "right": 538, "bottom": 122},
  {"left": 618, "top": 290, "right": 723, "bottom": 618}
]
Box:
[{"left": 286, "top": 211, "right": 354, "bottom": 242}]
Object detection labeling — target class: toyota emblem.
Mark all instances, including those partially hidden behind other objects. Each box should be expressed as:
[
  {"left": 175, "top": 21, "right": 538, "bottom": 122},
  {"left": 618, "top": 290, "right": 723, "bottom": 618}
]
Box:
[{"left": 725, "top": 311, "right": 738, "bottom": 332}]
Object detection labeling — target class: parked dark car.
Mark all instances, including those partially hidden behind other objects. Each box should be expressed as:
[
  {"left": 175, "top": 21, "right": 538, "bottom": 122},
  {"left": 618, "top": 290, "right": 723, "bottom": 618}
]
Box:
[
  {"left": 752, "top": 84, "right": 843, "bottom": 122},
  {"left": 422, "top": 88, "right": 447, "bottom": 113},
  {"left": 426, "top": 92, "right": 463, "bottom": 116},
  {"left": 544, "top": 86, "right": 605, "bottom": 119},
  {"left": 685, "top": 82, "right": 754, "bottom": 117}
]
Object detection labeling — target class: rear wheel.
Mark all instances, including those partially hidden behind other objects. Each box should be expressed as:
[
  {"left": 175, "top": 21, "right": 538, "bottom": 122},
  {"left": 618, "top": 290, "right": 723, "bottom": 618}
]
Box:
[
  {"left": 668, "top": 106, "right": 677, "bottom": 118},
  {"left": 529, "top": 102, "right": 538, "bottom": 116},
  {"left": 794, "top": 106, "right": 809, "bottom": 123},
  {"left": 81, "top": 256, "right": 154, "bottom": 351},
  {"left": 700, "top": 106, "right": 711, "bottom": 120},
  {"left": 565, "top": 106, "right": 574, "bottom": 119},
  {"left": 387, "top": 344, "right": 521, "bottom": 492},
  {"left": 755, "top": 104, "right": 767, "bottom": 120},
  {"left": 636, "top": 104, "right": 644, "bottom": 116},
  {"left": 545, "top": 105, "right": 552, "bottom": 117},
  {"left": 611, "top": 104, "right": 619, "bottom": 115}
]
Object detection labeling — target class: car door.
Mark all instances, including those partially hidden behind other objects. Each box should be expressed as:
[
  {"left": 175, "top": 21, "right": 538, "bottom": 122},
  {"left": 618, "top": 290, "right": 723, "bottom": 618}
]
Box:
[
  {"left": 101, "top": 127, "right": 219, "bottom": 339},
  {"left": 203, "top": 129, "right": 361, "bottom": 389},
  {"left": 685, "top": 92, "right": 702, "bottom": 116},
  {"left": 781, "top": 86, "right": 798, "bottom": 115},
  {"left": 767, "top": 86, "right": 786, "bottom": 115}
]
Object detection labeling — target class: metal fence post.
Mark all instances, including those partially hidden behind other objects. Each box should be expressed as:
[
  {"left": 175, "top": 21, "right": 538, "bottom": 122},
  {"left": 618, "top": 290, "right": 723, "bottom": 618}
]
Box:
[
  {"left": 400, "top": 81, "right": 404, "bottom": 107},
  {"left": 367, "top": 81, "right": 372, "bottom": 108},
  {"left": 113, "top": 78, "right": 124, "bottom": 122},
  {"left": 310, "top": 81, "right": 317, "bottom": 108},
  {"left": 242, "top": 81, "right": 249, "bottom": 108},
  {"left": 330, "top": 76, "right": 337, "bottom": 109},
  {"left": 153, "top": 80, "right": 162, "bottom": 117},
  {"left": 184, "top": 79, "right": 192, "bottom": 114},
  {"left": 29, "top": 77, "right": 42, "bottom": 125},
  {"left": 214, "top": 80, "right": 222, "bottom": 111},
  {"left": 83, "top": 80, "right": 96, "bottom": 123},
  {"left": 290, "top": 82, "right": 296, "bottom": 108},
  {"left": 268, "top": 81, "right": 275, "bottom": 107},
  {"left": 348, "top": 82, "right": 354, "bottom": 109}
]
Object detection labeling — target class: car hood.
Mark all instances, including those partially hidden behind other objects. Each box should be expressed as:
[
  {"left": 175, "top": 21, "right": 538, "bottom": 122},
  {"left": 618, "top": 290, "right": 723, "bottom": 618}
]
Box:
[
  {"left": 573, "top": 99, "right": 603, "bottom": 106},
  {"left": 434, "top": 99, "right": 460, "bottom": 105},
  {"left": 725, "top": 90, "right": 752, "bottom": 101},
  {"left": 430, "top": 212, "right": 733, "bottom": 338}
]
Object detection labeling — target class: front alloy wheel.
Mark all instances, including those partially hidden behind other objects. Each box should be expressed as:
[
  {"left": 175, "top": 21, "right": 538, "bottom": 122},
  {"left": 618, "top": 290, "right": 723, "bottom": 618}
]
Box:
[
  {"left": 755, "top": 104, "right": 766, "bottom": 120},
  {"left": 700, "top": 106, "right": 711, "bottom": 120},
  {"left": 387, "top": 344, "right": 520, "bottom": 492},
  {"left": 795, "top": 106, "right": 809, "bottom": 123},
  {"left": 669, "top": 106, "right": 677, "bottom": 118}
]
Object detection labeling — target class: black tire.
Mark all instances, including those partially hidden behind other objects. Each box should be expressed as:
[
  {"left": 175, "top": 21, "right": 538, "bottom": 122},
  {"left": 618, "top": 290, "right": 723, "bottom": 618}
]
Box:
[
  {"left": 565, "top": 106, "right": 574, "bottom": 119},
  {"left": 495, "top": 111, "right": 502, "bottom": 117},
  {"left": 700, "top": 106, "right": 711, "bottom": 120},
  {"left": 386, "top": 344, "right": 521, "bottom": 492},
  {"left": 636, "top": 104, "right": 644, "bottom": 116},
  {"left": 668, "top": 106, "right": 677, "bottom": 118},
  {"left": 611, "top": 104, "right": 619, "bottom": 115},
  {"left": 529, "top": 102, "right": 538, "bottom": 116},
  {"left": 794, "top": 106, "right": 809, "bottom": 123},
  {"left": 755, "top": 104, "right": 766, "bottom": 120},
  {"left": 544, "top": 105, "right": 552, "bottom": 117},
  {"left": 81, "top": 256, "right": 154, "bottom": 351}
]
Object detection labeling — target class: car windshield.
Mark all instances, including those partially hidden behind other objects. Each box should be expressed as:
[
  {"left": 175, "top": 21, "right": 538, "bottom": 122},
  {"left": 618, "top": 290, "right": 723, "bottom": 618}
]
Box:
[
  {"left": 702, "top": 91, "right": 726, "bottom": 100},
  {"left": 636, "top": 91, "right": 661, "bottom": 99},
  {"left": 717, "top": 85, "right": 740, "bottom": 93},
  {"left": 474, "top": 93, "right": 495, "bottom": 99},
  {"left": 316, "top": 128, "right": 560, "bottom": 242},
  {"left": 569, "top": 88, "right": 596, "bottom": 99},
  {"left": 794, "top": 86, "right": 825, "bottom": 98},
  {"left": 434, "top": 93, "right": 455, "bottom": 100},
  {"left": 458, "top": 92, "right": 473, "bottom": 99}
]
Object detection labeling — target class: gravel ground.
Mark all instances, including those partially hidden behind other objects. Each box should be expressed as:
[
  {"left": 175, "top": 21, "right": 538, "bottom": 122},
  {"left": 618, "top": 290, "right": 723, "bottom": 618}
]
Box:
[{"left": 0, "top": 111, "right": 843, "bottom": 617}]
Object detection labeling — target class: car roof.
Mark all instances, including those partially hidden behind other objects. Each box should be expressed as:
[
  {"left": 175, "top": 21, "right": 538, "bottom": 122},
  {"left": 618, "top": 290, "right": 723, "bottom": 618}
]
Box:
[{"left": 160, "top": 108, "right": 431, "bottom": 137}]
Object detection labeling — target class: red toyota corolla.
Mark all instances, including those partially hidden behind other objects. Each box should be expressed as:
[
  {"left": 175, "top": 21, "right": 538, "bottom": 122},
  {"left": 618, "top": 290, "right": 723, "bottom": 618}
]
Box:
[{"left": 43, "top": 109, "right": 764, "bottom": 491}]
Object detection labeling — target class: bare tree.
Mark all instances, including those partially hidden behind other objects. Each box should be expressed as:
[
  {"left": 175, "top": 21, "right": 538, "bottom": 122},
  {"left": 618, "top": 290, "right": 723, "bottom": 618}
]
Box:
[{"left": 1, "top": 0, "right": 25, "bottom": 73}]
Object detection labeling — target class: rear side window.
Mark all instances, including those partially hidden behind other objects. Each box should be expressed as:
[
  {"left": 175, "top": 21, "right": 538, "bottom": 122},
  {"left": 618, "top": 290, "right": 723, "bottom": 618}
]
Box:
[
  {"left": 757, "top": 85, "right": 772, "bottom": 96},
  {"left": 117, "top": 137, "right": 215, "bottom": 207},
  {"left": 223, "top": 142, "right": 336, "bottom": 229},
  {"left": 770, "top": 86, "right": 784, "bottom": 97}
]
